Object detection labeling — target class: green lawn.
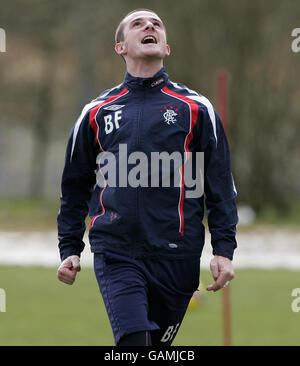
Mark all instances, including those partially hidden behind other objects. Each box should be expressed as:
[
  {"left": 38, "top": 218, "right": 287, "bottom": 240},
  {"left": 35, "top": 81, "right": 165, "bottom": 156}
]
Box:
[
  {"left": 0, "top": 266, "right": 299, "bottom": 346},
  {"left": 0, "top": 197, "right": 61, "bottom": 231}
]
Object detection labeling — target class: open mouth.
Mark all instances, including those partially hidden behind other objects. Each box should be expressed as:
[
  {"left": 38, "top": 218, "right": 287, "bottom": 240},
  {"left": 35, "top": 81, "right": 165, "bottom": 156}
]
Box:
[{"left": 141, "top": 35, "right": 157, "bottom": 44}]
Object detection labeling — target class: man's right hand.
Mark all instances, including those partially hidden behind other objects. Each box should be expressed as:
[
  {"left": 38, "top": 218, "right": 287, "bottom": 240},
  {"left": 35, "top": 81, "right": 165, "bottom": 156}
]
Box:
[{"left": 57, "top": 255, "right": 81, "bottom": 285}]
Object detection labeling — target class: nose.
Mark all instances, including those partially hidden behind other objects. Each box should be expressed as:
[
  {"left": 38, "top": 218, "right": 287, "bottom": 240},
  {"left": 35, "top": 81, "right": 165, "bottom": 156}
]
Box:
[{"left": 144, "top": 20, "right": 155, "bottom": 31}]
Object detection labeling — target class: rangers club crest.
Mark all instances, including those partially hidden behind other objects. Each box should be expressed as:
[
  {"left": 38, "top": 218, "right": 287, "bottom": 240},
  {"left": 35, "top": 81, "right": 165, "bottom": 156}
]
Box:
[{"left": 160, "top": 106, "right": 181, "bottom": 125}]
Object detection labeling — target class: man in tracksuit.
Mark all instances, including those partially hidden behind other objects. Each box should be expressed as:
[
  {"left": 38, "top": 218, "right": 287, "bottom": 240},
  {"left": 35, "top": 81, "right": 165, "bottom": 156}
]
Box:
[{"left": 57, "top": 9, "right": 238, "bottom": 346}]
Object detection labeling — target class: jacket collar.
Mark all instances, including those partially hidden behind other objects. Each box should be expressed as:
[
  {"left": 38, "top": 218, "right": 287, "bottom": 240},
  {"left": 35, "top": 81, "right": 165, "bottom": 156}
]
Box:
[{"left": 123, "top": 67, "right": 169, "bottom": 89}]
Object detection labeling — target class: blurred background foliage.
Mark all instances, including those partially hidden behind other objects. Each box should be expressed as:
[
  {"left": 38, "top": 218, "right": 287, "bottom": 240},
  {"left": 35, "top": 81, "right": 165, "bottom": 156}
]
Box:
[{"left": 0, "top": 0, "right": 299, "bottom": 222}]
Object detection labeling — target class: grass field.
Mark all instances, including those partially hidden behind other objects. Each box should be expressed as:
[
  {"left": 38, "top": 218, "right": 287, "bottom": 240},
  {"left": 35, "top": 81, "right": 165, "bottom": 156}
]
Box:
[{"left": 0, "top": 266, "right": 300, "bottom": 346}]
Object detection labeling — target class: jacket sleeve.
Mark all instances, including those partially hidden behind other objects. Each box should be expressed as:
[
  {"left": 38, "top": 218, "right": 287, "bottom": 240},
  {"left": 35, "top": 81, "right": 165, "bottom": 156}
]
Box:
[
  {"left": 198, "top": 107, "right": 238, "bottom": 260},
  {"left": 57, "top": 110, "right": 98, "bottom": 261}
]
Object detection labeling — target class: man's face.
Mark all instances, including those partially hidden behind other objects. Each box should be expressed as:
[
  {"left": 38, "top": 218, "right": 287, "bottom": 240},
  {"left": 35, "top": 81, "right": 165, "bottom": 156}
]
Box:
[{"left": 116, "top": 11, "right": 170, "bottom": 61}]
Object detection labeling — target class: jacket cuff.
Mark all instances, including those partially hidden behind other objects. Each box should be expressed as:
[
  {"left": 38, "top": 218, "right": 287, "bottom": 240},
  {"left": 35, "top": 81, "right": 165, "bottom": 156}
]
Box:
[
  {"left": 212, "top": 240, "right": 237, "bottom": 260},
  {"left": 59, "top": 246, "right": 82, "bottom": 262}
]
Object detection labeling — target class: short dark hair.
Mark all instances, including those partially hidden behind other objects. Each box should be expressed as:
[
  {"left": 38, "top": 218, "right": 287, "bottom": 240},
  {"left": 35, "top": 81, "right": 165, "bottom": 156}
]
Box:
[{"left": 115, "top": 8, "right": 163, "bottom": 43}]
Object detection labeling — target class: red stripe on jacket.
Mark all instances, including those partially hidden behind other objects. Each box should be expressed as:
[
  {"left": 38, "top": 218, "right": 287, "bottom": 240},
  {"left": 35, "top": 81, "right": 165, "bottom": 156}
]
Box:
[{"left": 161, "top": 86, "right": 199, "bottom": 235}]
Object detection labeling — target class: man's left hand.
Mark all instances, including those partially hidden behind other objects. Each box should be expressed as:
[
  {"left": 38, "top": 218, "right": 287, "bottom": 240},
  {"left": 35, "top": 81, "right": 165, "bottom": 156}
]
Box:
[{"left": 206, "top": 255, "right": 235, "bottom": 292}]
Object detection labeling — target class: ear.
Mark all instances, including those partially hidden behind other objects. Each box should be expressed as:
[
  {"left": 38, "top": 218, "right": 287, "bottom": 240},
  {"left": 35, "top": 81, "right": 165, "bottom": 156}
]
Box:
[
  {"left": 115, "top": 42, "right": 127, "bottom": 56},
  {"left": 165, "top": 44, "right": 171, "bottom": 56}
]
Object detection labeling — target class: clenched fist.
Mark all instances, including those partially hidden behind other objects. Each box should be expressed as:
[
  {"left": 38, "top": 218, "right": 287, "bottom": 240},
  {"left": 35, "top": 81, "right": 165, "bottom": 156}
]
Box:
[{"left": 57, "top": 255, "right": 81, "bottom": 285}]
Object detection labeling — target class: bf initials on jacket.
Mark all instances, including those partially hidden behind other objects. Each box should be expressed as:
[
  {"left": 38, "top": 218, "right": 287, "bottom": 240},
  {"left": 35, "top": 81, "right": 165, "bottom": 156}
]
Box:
[{"left": 104, "top": 110, "right": 123, "bottom": 135}]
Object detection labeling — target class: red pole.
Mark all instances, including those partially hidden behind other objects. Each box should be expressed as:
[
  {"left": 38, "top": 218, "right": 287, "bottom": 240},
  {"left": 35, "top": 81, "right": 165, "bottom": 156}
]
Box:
[
  {"left": 217, "top": 70, "right": 231, "bottom": 347},
  {"left": 217, "top": 71, "right": 228, "bottom": 134}
]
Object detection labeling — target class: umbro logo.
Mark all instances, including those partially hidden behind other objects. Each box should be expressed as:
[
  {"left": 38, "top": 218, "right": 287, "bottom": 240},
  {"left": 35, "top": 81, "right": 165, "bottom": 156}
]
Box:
[
  {"left": 104, "top": 104, "right": 125, "bottom": 111},
  {"left": 151, "top": 77, "right": 164, "bottom": 88}
]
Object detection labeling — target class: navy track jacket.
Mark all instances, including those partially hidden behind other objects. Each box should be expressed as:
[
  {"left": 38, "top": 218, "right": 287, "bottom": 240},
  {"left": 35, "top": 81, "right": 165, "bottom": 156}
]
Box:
[{"left": 57, "top": 68, "right": 238, "bottom": 262}]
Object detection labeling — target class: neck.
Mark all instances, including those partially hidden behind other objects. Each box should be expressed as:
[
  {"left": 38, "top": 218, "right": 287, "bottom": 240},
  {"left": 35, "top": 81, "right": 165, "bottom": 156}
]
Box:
[{"left": 125, "top": 58, "right": 164, "bottom": 78}]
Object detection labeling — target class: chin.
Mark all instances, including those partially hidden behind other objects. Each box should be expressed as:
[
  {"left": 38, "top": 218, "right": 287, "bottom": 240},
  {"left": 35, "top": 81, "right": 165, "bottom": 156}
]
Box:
[{"left": 142, "top": 49, "right": 165, "bottom": 59}]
